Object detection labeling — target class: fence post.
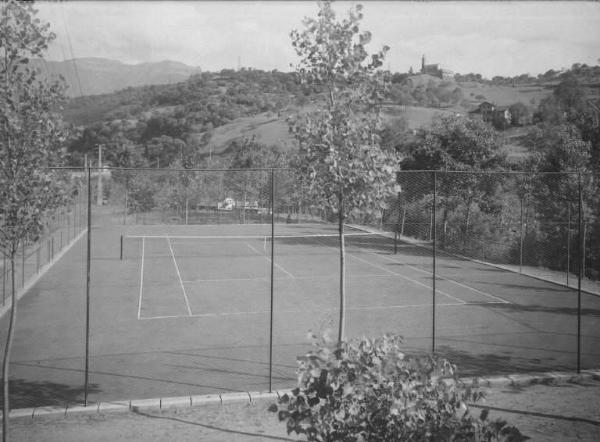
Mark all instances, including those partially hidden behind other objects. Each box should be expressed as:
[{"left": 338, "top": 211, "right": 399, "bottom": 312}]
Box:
[
  {"left": 567, "top": 204, "right": 571, "bottom": 286},
  {"left": 2, "top": 254, "right": 6, "bottom": 305},
  {"left": 577, "top": 172, "right": 582, "bottom": 373},
  {"left": 85, "top": 162, "right": 92, "bottom": 405},
  {"left": 519, "top": 197, "right": 524, "bottom": 273},
  {"left": 268, "top": 168, "right": 275, "bottom": 393},
  {"left": 432, "top": 171, "right": 437, "bottom": 355}
]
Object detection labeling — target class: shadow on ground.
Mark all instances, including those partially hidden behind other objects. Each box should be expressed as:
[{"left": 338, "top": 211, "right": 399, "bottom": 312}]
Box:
[{"left": 0, "top": 378, "right": 99, "bottom": 408}]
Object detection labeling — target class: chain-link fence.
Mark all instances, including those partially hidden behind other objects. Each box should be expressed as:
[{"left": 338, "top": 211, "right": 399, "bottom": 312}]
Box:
[
  {"left": 1, "top": 168, "right": 88, "bottom": 308},
  {"left": 2, "top": 167, "right": 600, "bottom": 408}
]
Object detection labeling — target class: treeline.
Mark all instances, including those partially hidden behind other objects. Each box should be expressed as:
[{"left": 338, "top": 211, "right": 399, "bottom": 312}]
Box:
[
  {"left": 455, "top": 62, "right": 600, "bottom": 86},
  {"left": 64, "top": 68, "right": 313, "bottom": 167},
  {"left": 395, "top": 74, "right": 600, "bottom": 279}
]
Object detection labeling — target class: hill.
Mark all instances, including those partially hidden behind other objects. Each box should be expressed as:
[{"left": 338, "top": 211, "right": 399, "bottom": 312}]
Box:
[{"left": 32, "top": 58, "right": 202, "bottom": 97}]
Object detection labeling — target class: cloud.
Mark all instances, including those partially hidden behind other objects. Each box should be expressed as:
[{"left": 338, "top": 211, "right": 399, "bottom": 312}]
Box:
[{"left": 36, "top": 1, "right": 600, "bottom": 76}]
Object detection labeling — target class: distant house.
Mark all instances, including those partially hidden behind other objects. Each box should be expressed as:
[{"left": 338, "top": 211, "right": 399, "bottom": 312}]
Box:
[
  {"left": 470, "top": 101, "right": 511, "bottom": 128},
  {"left": 470, "top": 101, "right": 496, "bottom": 122}
]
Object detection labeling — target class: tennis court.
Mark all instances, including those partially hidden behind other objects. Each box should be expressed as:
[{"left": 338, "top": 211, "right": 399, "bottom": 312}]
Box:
[{"left": 2, "top": 211, "right": 599, "bottom": 409}]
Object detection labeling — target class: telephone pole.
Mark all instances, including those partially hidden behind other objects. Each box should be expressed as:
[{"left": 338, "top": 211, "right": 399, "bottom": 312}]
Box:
[{"left": 97, "top": 144, "right": 103, "bottom": 206}]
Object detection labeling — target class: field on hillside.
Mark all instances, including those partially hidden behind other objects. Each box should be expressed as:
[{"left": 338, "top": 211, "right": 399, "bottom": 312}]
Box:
[
  {"left": 202, "top": 105, "right": 464, "bottom": 154},
  {"left": 203, "top": 112, "right": 292, "bottom": 155},
  {"left": 459, "top": 82, "right": 552, "bottom": 107}
]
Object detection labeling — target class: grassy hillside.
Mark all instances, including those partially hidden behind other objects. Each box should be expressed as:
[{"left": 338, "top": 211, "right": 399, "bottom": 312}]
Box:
[
  {"left": 459, "top": 81, "right": 551, "bottom": 107},
  {"left": 202, "top": 112, "right": 293, "bottom": 155}
]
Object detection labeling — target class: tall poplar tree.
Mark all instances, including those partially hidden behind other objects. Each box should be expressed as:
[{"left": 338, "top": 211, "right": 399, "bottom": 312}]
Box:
[
  {"left": 1, "top": 2, "right": 68, "bottom": 439},
  {"left": 290, "top": 1, "right": 400, "bottom": 342}
]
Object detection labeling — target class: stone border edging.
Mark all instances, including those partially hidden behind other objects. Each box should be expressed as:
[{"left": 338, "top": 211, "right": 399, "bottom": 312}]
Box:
[{"left": 6, "top": 369, "right": 600, "bottom": 420}]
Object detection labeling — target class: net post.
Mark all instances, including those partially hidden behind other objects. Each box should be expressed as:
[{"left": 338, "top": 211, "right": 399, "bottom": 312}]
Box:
[{"left": 268, "top": 168, "right": 275, "bottom": 393}]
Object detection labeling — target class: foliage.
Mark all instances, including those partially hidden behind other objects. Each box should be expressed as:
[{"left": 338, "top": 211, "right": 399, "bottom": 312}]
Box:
[
  {"left": 270, "top": 334, "right": 527, "bottom": 442},
  {"left": 401, "top": 115, "right": 505, "bottom": 172},
  {"left": 507, "top": 102, "right": 531, "bottom": 127},
  {"left": 400, "top": 116, "right": 506, "bottom": 250},
  {"left": 0, "top": 0, "right": 69, "bottom": 273}
]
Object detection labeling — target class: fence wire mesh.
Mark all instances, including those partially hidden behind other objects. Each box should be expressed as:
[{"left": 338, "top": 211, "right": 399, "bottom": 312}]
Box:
[{"left": 2, "top": 167, "right": 600, "bottom": 408}]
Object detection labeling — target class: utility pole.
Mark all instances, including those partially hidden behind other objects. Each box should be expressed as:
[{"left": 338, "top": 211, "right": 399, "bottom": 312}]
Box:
[{"left": 97, "top": 144, "right": 103, "bottom": 206}]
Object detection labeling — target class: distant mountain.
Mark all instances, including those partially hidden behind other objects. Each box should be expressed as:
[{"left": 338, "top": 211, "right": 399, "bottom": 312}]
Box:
[{"left": 31, "top": 57, "right": 202, "bottom": 97}]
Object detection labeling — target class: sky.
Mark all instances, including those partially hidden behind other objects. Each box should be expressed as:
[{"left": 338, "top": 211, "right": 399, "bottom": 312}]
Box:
[{"left": 35, "top": 1, "right": 600, "bottom": 78}]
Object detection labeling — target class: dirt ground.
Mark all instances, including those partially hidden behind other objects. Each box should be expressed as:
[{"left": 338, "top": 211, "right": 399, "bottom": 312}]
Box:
[{"left": 7, "top": 378, "right": 600, "bottom": 441}]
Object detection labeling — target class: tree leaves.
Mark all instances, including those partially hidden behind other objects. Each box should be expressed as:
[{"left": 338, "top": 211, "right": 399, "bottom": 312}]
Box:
[{"left": 269, "top": 334, "right": 527, "bottom": 441}]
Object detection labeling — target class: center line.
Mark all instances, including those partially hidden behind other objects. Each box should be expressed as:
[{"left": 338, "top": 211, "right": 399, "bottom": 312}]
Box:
[{"left": 167, "top": 237, "right": 193, "bottom": 316}]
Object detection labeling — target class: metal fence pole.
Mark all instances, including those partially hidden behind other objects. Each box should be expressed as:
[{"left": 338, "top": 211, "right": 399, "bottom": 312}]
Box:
[
  {"left": 577, "top": 173, "right": 582, "bottom": 373},
  {"left": 268, "top": 168, "right": 275, "bottom": 393},
  {"left": 432, "top": 171, "right": 437, "bottom": 355},
  {"left": 567, "top": 204, "right": 571, "bottom": 286},
  {"left": 84, "top": 163, "right": 92, "bottom": 405},
  {"left": 2, "top": 254, "right": 5, "bottom": 305},
  {"left": 519, "top": 197, "right": 524, "bottom": 273}
]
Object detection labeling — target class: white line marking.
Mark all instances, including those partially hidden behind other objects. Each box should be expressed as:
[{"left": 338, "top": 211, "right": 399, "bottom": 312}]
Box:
[
  {"left": 124, "top": 232, "right": 375, "bottom": 240},
  {"left": 348, "top": 253, "right": 467, "bottom": 304},
  {"left": 309, "top": 235, "right": 466, "bottom": 304},
  {"left": 138, "top": 300, "right": 505, "bottom": 320},
  {"left": 166, "top": 236, "right": 193, "bottom": 316},
  {"left": 245, "top": 243, "right": 295, "bottom": 279},
  {"left": 181, "top": 273, "right": 396, "bottom": 284},
  {"left": 379, "top": 255, "right": 510, "bottom": 304},
  {"left": 137, "top": 237, "right": 145, "bottom": 320}
]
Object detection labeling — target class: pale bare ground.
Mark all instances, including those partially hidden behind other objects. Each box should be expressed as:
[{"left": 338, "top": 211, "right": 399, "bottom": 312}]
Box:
[{"left": 8, "top": 378, "right": 600, "bottom": 441}]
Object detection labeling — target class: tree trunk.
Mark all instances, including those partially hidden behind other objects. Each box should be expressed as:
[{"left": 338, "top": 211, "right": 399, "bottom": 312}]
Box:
[
  {"left": 337, "top": 193, "right": 346, "bottom": 344},
  {"left": 463, "top": 201, "right": 472, "bottom": 253},
  {"left": 3, "top": 251, "right": 17, "bottom": 442},
  {"left": 123, "top": 187, "right": 128, "bottom": 225},
  {"left": 441, "top": 207, "right": 448, "bottom": 250}
]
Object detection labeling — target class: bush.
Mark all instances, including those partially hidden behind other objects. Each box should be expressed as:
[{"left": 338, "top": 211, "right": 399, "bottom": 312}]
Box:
[{"left": 270, "top": 334, "right": 527, "bottom": 441}]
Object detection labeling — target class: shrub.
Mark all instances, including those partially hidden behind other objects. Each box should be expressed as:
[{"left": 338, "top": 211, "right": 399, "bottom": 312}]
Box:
[{"left": 270, "top": 334, "right": 527, "bottom": 441}]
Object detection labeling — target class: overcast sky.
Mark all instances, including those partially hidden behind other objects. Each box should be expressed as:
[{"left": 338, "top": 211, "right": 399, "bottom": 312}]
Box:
[{"left": 35, "top": 1, "right": 600, "bottom": 78}]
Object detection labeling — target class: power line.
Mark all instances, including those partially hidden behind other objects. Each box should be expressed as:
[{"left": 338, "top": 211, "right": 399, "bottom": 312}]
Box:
[{"left": 59, "top": 1, "right": 84, "bottom": 97}]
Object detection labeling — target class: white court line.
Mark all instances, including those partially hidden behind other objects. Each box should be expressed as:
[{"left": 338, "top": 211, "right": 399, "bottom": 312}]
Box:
[
  {"left": 245, "top": 243, "right": 296, "bottom": 279},
  {"left": 138, "top": 301, "right": 479, "bottom": 320},
  {"left": 378, "top": 255, "right": 510, "bottom": 304},
  {"left": 137, "top": 237, "right": 145, "bottom": 320},
  {"left": 181, "top": 273, "right": 399, "bottom": 284},
  {"left": 166, "top": 236, "right": 193, "bottom": 316},
  {"left": 310, "top": 235, "right": 466, "bottom": 304},
  {"left": 348, "top": 253, "right": 467, "bottom": 304}
]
